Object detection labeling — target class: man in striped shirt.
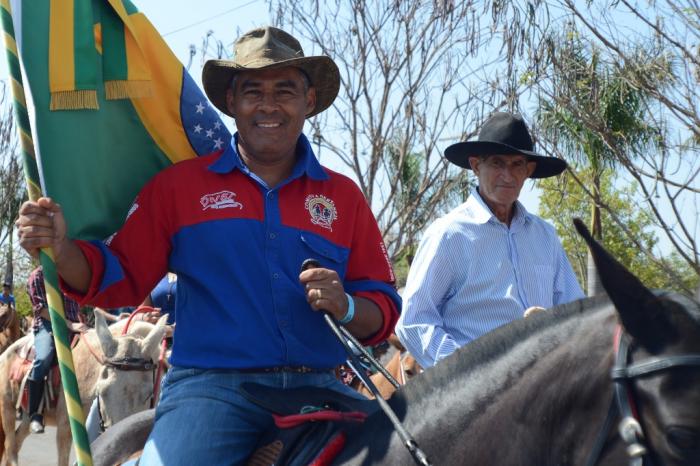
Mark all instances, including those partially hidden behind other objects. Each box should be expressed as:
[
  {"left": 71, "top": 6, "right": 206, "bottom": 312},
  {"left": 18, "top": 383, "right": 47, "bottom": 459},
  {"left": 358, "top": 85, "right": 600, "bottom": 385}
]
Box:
[
  {"left": 396, "top": 113, "right": 584, "bottom": 368},
  {"left": 26, "top": 265, "right": 88, "bottom": 433}
]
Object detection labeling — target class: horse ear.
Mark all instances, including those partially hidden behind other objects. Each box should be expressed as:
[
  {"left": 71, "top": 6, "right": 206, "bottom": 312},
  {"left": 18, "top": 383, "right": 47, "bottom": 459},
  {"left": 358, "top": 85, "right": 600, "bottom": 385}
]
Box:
[
  {"left": 94, "top": 309, "right": 118, "bottom": 358},
  {"left": 573, "top": 218, "right": 673, "bottom": 350},
  {"left": 142, "top": 314, "right": 167, "bottom": 358}
]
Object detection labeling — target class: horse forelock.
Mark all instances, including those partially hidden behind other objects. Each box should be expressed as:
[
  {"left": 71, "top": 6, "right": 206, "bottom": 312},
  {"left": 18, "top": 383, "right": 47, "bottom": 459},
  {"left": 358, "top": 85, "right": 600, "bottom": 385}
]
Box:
[
  {"left": 645, "top": 290, "right": 700, "bottom": 351},
  {"left": 659, "top": 290, "right": 700, "bottom": 324}
]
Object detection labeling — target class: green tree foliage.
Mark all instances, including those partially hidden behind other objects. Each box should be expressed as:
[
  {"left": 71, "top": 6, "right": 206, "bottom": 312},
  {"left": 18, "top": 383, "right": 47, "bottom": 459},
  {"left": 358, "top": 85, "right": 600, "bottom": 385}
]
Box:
[
  {"left": 536, "top": 28, "right": 666, "bottom": 296},
  {"left": 13, "top": 282, "right": 32, "bottom": 319},
  {"left": 539, "top": 168, "right": 699, "bottom": 294}
]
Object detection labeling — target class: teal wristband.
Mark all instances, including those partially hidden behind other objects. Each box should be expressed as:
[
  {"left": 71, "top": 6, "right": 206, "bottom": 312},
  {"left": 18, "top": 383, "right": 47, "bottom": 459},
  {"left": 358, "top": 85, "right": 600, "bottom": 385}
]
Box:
[{"left": 339, "top": 293, "right": 355, "bottom": 324}]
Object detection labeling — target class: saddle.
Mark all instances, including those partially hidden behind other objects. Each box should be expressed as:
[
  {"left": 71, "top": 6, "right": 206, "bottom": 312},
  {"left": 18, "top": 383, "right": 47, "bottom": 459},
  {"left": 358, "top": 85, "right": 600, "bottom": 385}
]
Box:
[
  {"left": 10, "top": 337, "right": 61, "bottom": 413},
  {"left": 241, "top": 383, "right": 378, "bottom": 466}
]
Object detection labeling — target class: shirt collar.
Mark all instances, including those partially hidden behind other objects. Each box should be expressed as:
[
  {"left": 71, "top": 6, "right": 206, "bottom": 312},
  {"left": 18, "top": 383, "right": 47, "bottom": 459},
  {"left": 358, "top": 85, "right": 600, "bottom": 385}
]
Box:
[
  {"left": 465, "top": 187, "right": 532, "bottom": 226},
  {"left": 207, "top": 132, "right": 328, "bottom": 182}
]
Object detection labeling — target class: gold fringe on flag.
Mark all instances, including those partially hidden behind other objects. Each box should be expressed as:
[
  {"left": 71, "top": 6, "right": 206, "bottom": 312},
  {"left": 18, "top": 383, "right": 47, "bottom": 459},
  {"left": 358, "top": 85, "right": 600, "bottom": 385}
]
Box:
[
  {"left": 50, "top": 90, "right": 99, "bottom": 110},
  {"left": 105, "top": 80, "right": 152, "bottom": 100}
]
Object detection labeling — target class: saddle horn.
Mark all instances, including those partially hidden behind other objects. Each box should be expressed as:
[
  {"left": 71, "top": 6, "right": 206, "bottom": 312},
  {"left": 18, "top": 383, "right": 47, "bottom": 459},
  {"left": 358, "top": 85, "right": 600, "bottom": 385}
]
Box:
[{"left": 573, "top": 218, "right": 674, "bottom": 350}]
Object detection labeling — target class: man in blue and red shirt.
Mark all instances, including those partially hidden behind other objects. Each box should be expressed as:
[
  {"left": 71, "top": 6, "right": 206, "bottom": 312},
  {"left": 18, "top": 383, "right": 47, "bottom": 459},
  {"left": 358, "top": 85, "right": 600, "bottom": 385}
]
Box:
[{"left": 18, "top": 26, "right": 400, "bottom": 465}]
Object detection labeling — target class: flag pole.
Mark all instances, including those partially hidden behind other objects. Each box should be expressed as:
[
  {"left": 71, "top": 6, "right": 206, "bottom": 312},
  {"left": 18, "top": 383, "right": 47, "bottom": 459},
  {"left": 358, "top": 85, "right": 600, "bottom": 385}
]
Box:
[{"left": 0, "top": 1, "right": 93, "bottom": 465}]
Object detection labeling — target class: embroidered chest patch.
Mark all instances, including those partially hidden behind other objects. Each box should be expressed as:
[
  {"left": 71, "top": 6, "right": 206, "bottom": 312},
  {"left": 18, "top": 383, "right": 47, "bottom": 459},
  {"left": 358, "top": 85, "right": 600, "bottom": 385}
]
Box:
[
  {"left": 200, "top": 190, "right": 244, "bottom": 210},
  {"left": 304, "top": 195, "right": 338, "bottom": 231}
]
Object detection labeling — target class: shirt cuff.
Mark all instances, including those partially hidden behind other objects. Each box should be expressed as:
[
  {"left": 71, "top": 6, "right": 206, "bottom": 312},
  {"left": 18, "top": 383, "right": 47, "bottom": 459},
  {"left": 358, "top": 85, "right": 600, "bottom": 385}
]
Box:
[
  {"left": 59, "top": 240, "right": 105, "bottom": 306},
  {"left": 354, "top": 290, "right": 399, "bottom": 347}
]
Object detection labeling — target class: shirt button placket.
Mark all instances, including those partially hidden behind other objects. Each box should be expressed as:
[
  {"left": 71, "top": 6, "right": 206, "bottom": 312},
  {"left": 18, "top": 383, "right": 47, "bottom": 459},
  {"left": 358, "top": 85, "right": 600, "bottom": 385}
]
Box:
[{"left": 266, "top": 189, "right": 287, "bottom": 343}]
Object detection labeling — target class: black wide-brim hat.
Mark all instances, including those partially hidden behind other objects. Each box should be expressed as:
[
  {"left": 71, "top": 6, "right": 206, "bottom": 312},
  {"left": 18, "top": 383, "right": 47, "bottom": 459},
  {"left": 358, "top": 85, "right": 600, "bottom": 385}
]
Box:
[
  {"left": 203, "top": 26, "right": 340, "bottom": 119},
  {"left": 444, "top": 112, "right": 567, "bottom": 179}
]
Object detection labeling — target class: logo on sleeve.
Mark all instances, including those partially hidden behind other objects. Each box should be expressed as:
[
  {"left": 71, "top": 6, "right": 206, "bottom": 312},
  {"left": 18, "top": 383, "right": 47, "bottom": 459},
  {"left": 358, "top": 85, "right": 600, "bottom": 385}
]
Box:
[
  {"left": 201, "top": 191, "right": 243, "bottom": 210},
  {"left": 304, "top": 195, "right": 338, "bottom": 231},
  {"left": 125, "top": 202, "right": 139, "bottom": 220}
]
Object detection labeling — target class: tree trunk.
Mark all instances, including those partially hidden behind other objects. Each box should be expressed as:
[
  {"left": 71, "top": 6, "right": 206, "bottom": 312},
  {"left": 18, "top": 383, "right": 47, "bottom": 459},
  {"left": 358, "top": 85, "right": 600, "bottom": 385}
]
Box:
[
  {"left": 587, "top": 174, "right": 604, "bottom": 297},
  {"left": 3, "top": 226, "right": 12, "bottom": 287}
]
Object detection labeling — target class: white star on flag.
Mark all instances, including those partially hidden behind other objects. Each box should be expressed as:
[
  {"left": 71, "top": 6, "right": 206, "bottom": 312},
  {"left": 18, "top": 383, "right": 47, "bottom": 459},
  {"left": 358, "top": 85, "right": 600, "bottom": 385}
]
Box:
[
  {"left": 195, "top": 102, "right": 205, "bottom": 114},
  {"left": 214, "top": 121, "right": 222, "bottom": 130},
  {"left": 205, "top": 129, "right": 214, "bottom": 138},
  {"left": 193, "top": 124, "right": 202, "bottom": 133},
  {"left": 214, "top": 138, "right": 224, "bottom": 149}
]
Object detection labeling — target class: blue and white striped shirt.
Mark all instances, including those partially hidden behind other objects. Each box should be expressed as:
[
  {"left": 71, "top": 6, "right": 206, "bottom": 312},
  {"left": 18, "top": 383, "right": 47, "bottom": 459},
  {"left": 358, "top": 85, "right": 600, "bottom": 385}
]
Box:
[{"left": 396, "top": 188, "right": 584, "bottom": 368}]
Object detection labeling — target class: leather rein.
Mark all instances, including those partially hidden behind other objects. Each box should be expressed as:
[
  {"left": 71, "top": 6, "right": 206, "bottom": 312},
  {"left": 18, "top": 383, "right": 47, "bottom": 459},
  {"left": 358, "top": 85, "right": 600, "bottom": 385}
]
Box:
[{"left": 585, "top": 325, "right": 700, "bottom": 466}]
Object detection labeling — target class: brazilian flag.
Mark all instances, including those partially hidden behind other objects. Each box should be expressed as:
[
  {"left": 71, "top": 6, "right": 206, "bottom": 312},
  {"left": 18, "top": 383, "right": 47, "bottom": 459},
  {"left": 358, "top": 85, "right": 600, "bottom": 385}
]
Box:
[{"left": 6, "top": 0, "right": 231, "bottom": 240}]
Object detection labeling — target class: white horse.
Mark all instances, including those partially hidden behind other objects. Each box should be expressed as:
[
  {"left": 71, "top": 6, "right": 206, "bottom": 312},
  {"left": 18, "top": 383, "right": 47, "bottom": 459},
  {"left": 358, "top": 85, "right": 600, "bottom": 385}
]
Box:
[{"left": 0, "top": 310, "right": 167, "bottom": 466}]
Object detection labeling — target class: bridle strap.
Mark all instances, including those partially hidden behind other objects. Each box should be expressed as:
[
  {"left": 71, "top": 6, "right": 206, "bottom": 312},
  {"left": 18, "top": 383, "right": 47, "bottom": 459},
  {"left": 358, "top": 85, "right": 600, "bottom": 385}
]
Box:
[
  {"left": 583, "top": 393, "right": 619, "bottom": 466},
  {"left": 103, "top": 357, "right": 155, "bottom": 371},
  {"left": 612, "top": 332, "right": 648, "bottom": 466},
  {"left": 585, "top": 325, "right": 700, "bottom": 466},
  {"left": 78, "top": 332, "right": 155, "bottom": 371},
  {"left": 612, "top": 355, "right": 700, "bottom": 379}
]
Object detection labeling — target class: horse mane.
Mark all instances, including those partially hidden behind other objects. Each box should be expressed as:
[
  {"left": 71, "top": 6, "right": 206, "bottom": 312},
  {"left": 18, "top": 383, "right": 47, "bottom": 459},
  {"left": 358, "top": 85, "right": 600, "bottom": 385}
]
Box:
[{"left": 397, "top": 295, "right": 611, "bottom": 404}]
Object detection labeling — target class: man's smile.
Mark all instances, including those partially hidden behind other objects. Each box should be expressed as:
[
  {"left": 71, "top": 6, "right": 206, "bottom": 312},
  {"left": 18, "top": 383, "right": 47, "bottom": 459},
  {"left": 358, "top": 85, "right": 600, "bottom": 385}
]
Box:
[{"left": 255, "top": 121, "right": 282, "bottom": 128}]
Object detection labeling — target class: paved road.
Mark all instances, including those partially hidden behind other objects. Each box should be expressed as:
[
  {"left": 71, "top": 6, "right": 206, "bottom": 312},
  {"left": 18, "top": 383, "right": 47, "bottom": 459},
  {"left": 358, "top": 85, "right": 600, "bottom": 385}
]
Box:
[{"left": 17, "top": 424, "right": 76, "bottom": 466}]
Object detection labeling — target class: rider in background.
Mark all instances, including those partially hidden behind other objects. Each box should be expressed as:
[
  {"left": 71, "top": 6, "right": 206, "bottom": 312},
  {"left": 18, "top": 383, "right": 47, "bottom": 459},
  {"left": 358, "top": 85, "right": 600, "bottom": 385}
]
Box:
[
  {"left": 16, "top": 26, "right": 400, "bottom": 465},
  {"left": 0, "top": 280, "right": 15, "bottom": 309},
  {"left": 25, "top": 265, "right": 89, "bottom": 434},
  {"left": 396, "top": 112, "right": 584, "bottom": 369}
]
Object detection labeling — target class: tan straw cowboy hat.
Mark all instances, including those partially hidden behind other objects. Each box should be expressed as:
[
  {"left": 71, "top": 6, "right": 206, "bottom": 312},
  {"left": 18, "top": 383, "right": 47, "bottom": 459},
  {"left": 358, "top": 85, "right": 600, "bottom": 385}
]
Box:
[{"left": 202, "top": 26, "right": 340, "bottom": 118}]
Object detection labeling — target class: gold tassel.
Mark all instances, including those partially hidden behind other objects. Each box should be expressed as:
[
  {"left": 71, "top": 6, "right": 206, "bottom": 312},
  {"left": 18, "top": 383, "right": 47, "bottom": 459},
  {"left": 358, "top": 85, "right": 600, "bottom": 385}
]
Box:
[
  {"left": 50, "top": 90, "right": 99, "bottom": 111},
  {"left": 105, "top": 80, "right": 152, "bottom": 100}
]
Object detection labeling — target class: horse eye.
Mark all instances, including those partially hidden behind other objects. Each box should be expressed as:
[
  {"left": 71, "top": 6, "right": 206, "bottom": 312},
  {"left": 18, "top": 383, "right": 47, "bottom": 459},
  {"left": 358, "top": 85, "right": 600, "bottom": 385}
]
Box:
[{"left": 667, "top": 427, "right": 699, "bottom": 451}]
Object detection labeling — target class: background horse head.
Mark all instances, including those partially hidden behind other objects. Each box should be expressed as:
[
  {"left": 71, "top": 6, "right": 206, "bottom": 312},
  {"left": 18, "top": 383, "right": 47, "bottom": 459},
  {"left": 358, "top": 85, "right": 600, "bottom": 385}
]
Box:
[
  {"left": 0, "top": 310, "right": 167, "bottom": 466},
  {"left": 355, "top": 335, "right": 422, "bottom": 400},
  {"left": 334, "top": 220, "right": 700, "bottom": 465},
  {"left": 0, "top": 303, "right": 20, "bottom": 355}
]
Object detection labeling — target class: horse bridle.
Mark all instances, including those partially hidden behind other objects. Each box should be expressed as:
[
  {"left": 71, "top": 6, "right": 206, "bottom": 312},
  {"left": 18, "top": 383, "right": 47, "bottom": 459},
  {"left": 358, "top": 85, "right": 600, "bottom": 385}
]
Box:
[
  {"left": 585, "top": 325, "right": 700, "bottom": 466},
  {"left": 96, "top": 357, "right": 156, "bottom": 432},
  {"left": 79, "top": 333, "right": 157, "bottom": 431}
]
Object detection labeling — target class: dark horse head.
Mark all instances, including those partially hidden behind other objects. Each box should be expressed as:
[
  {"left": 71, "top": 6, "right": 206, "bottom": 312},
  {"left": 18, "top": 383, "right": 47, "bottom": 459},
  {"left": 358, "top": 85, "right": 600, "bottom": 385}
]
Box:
[
  {"left": 335, "top": 219, "right": 700, "bottom": 465},
  {"left": 89, "top": 220, "right": 700, "bottom": 466}
]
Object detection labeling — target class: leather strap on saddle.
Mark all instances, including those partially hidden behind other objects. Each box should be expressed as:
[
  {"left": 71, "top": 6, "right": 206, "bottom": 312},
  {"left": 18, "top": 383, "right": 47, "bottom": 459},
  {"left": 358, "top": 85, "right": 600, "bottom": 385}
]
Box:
[{"left": 240, "top": 383, "right": 377, "bottom": 466}]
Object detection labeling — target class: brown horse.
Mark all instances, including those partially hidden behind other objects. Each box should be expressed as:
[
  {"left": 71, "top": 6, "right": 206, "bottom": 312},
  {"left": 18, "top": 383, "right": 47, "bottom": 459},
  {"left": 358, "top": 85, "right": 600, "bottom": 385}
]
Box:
[
  {"left": 0, "top": 304, "right": 21, "bottom": 356},
  {"left": 354, "top": 335, "right": 422, "bottom": 400},
  {"left": 0, "top": 311, "right": 167, "bottom": 466}
]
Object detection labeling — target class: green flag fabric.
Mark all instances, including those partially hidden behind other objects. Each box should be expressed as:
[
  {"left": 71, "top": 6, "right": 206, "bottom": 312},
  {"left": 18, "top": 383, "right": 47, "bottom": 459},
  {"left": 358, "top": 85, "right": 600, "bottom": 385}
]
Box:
[{"left": 10, "top": 0, "right": 231, "bottom": 240}]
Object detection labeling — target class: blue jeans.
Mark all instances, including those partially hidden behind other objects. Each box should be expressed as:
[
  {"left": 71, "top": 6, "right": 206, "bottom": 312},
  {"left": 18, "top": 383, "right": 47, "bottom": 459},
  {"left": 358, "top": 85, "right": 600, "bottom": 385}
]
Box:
[
  {"left": 29, "top": 320, "right": 55, "bottom": 382},
  {"left": 136, "top": 367, "right": 366, "bottom": 466}
]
